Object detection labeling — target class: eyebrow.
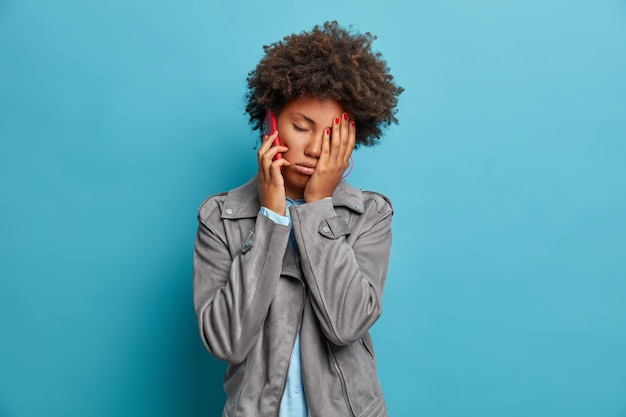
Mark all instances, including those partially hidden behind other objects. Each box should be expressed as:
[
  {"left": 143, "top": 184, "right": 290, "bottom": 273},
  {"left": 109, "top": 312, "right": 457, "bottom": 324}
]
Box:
[{"left": 291, "top": 112, "right": 316, "bottom": 125}]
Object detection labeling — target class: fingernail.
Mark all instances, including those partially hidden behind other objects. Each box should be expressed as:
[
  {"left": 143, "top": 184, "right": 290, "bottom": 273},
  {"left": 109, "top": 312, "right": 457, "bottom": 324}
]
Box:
[
  {"left": 351, "top": 120, "right": 355, "bottom": 127},
  {"left": 343, "top": 112, "right": 349, "bottom": 121},
  {"left": 335, "top": 116, "right": 340, "bottom": 124},
  {"left": 325, "top": 128, "right": 330, "bottom": 135}
]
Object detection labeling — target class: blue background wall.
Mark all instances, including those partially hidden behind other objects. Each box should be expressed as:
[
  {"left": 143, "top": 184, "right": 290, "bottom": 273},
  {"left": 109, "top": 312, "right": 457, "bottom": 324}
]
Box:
[{"left": 1, "top": 0, "right": 625, "bottom": 416}]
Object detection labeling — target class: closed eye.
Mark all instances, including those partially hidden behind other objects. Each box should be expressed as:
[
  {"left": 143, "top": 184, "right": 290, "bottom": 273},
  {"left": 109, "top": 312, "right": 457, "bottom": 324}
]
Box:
[{"left": 293, "top": 124, "right": 307, "bottom": 132}]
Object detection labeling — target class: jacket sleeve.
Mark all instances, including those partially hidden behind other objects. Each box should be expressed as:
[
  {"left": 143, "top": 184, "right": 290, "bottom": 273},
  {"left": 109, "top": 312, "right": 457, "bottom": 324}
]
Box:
[
  {"left": 290, "top": 194, "right": 393, "bottom": 346},
  {"left": 193, "top": 198, "right": 291, "bottom": 364}
]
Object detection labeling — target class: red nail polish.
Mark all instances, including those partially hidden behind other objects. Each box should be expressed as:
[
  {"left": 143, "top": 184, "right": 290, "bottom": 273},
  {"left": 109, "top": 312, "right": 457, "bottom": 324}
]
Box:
[
  {"left": 343, "top": 112, "right": 348, "bottom": 121},
  {"left": 335, "top": 116, "right": 340, "bottom": 124},
  {"left": 351, "top": 120, "right": 355, "bottom": 127},
  {"left": 325, "top": 128, "right": 330, "bottom": 135}
]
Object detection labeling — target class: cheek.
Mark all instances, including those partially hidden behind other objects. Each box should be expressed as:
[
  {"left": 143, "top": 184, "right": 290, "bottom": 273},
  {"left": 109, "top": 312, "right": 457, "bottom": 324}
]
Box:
[{"left": 280, "top": 138, "right": 301, "bottom": 157}]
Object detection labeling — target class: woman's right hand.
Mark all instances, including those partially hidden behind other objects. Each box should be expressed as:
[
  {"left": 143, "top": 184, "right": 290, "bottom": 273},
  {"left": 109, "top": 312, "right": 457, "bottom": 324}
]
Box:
[{"left": 257, "top": 130, "right": 290, "bottom": 215}]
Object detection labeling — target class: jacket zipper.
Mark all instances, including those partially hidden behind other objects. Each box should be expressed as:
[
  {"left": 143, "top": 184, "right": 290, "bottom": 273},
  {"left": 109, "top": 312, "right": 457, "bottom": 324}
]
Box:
[{"left": 327, "top": 345, "right": 356, "bottom": 417}]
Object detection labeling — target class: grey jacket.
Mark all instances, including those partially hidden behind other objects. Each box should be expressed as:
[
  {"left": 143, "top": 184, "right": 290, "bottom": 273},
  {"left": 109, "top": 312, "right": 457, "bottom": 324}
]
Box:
[{"left": 193, "top": 176, "right": 393, "bottom": 417}]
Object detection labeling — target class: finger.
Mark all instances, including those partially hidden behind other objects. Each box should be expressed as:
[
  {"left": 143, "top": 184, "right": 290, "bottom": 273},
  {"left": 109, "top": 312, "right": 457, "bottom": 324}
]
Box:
[
  {"left": 338, "top": 112, "right": 350, "bottom": 161},
  {"left": 259, "top": 130, "right": 279, "bottom": 153},
  {"left": 272, "top": 157, "right": 291, "bottom": 172},
  {"left": 319, "top": 125, "right": 332, "bottom": 163},
  {"left": 258, "top": 132, "right": 286, "bottom": 162},
  {"left": 330, "top": 114, "right": 342, "bottom": 162},
  {"left": 259, "top": 149, "right": 288, "bottom": 180},
  {"left": 266, "top": 144, "right": 288, "bottom": 161},
  {"left": 258, "top": 133, "right": 274, "bottom": 166},
  {"left": 259, "top": 158, "right": 288, "bottom": 199},
  {"left": 344, "top": 118, "right": 356, "bottom": 163},
  {"left": 265, "top": 158, "right": 289, "bottom": 185}
]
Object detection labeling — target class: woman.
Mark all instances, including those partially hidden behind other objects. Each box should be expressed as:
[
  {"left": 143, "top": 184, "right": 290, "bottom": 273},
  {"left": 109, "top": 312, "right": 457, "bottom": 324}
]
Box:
[{"left": 193, "top": 21, "right": 403, "bottom": 417}]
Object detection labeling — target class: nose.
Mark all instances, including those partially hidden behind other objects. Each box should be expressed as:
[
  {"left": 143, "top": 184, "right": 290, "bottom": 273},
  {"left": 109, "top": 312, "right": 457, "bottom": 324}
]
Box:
[{"left": 304, "top": 130, "right": 323, "bottom": 159}]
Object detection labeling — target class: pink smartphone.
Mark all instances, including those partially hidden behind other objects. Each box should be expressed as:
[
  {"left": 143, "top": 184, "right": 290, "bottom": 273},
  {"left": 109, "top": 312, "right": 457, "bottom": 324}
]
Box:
[{"left": 264, "top": 110, "right": 282, "bottom": 162}]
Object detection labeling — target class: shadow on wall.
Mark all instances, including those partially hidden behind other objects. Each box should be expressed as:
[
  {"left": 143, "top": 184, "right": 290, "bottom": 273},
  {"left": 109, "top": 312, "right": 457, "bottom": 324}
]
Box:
[
  {"left": 185, "top": 345, "right": 227, "bottom": 416},
  {"left": 176, "top": 308, "right": 227, "bottom": 416},
  {"left": 128, "top": 259, "right": 227, "bottom": 416},
  {"left": 167, "top": 270, "right": 227, "bottom": 416}
]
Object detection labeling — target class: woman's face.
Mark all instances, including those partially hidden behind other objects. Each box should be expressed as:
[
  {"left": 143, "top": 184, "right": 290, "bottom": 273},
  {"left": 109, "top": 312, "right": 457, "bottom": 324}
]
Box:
[{"left": 276, "top": 96, "right": 345, "bottom": 200}]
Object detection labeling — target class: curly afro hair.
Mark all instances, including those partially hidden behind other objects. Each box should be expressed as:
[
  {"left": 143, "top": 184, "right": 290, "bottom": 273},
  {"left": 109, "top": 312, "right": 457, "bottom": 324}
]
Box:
[{"left": 245, "top": 21, "right": 403, "bottom": 148}]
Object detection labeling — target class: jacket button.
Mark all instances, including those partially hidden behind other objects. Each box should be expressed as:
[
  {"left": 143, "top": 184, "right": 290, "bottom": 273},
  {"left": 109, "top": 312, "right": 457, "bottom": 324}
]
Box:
[
  {"left": 322, "top": 226, "right": 330, "bottom": 233},
  {"left": 225, "top": 208, "right": 233, "bottom": 215}
]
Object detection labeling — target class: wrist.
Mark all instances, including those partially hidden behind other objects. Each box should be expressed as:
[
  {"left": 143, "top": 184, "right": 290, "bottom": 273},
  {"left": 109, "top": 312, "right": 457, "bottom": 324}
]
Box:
[
  {"left": 304, "top": 192, "right": 332, "bottom": 204},
  {"left": 304, "top": 193, "right": 326, "bottom": 203},
  {"left": 269, "top": 203, "right": 286, "bottom": 216}
]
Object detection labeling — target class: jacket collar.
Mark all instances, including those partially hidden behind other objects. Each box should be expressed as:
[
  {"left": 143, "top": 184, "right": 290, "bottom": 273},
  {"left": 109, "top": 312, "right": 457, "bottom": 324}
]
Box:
[{"left": 221, "top": 175, "right": 365, "bottom": 219}]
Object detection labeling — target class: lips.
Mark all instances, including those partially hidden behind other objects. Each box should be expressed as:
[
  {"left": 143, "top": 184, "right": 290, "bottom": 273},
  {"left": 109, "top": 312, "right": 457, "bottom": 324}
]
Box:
[{"left": 293, "top": 163, "right": 316, "bottom": 176}]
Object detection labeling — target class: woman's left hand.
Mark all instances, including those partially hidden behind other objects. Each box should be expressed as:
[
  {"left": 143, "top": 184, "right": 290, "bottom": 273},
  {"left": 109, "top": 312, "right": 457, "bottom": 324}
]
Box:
[{"left": 304, "top": 113, "right": 355, "bottom": 203}]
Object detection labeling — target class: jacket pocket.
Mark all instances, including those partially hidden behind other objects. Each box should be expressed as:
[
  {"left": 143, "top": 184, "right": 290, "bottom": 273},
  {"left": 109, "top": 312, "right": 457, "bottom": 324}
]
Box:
[
  {"left": 327, "top": 337, "right": 383, "bottom": 416},
  {"left": 360, "top": 334, "right": 375, "bottom": 360}
]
